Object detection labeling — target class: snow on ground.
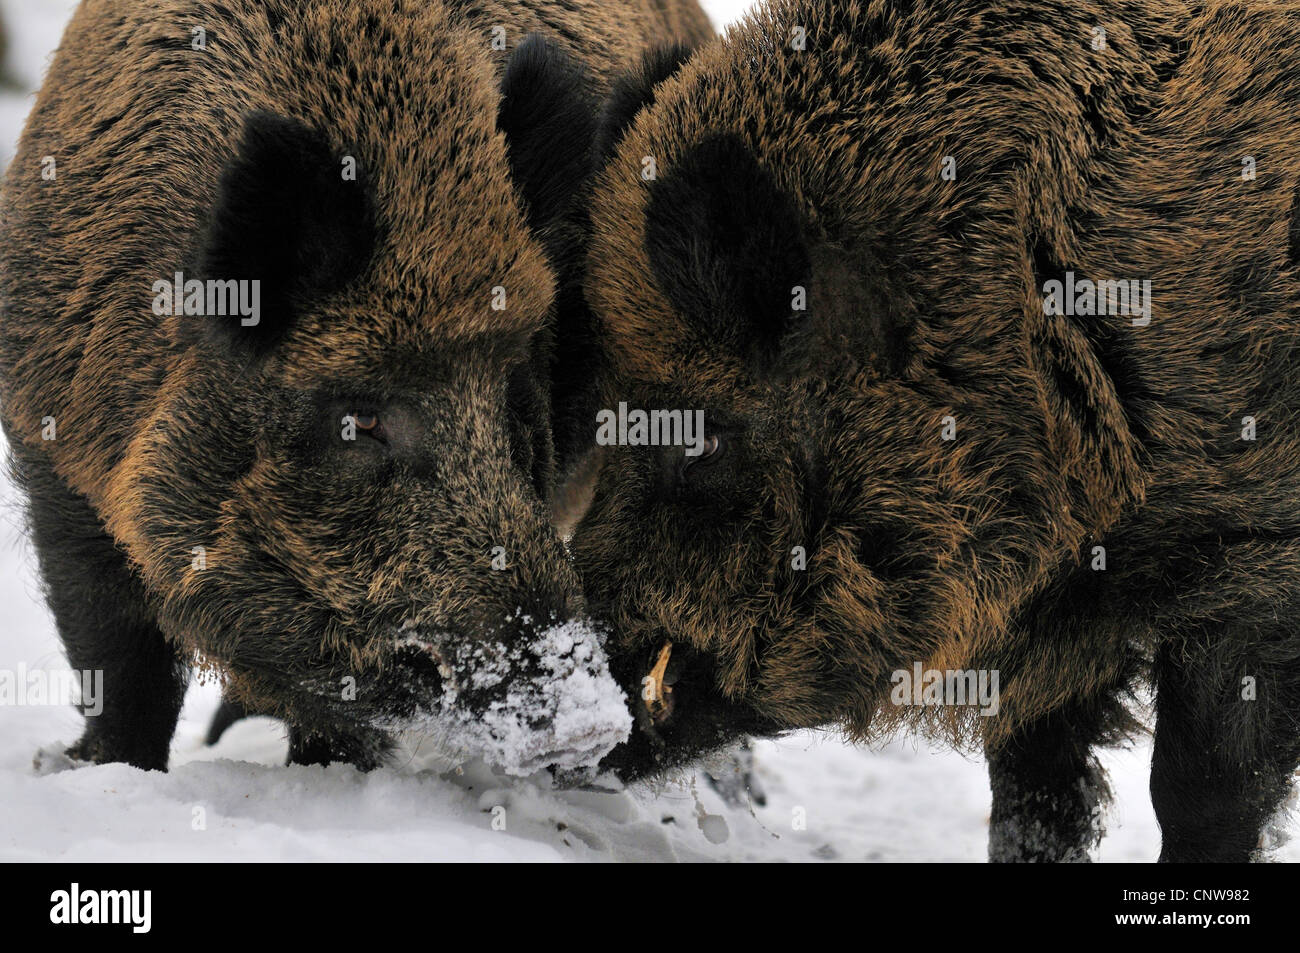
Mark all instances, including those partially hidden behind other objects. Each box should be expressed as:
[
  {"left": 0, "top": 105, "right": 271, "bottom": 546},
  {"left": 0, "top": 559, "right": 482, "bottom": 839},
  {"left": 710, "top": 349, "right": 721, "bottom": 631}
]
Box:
[{"left": 0, "top": 0, "right": 1290, "bottom": 863}]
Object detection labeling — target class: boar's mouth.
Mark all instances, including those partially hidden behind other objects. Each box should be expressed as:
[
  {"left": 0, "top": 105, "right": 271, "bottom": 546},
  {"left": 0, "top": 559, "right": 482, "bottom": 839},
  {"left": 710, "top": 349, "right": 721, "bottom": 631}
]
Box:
[
  {"left": 598, "top": 639, "right": 779, "bottom": 783},
  {"left": 391, "top": 630, "right": 452, "bottom": 690}
]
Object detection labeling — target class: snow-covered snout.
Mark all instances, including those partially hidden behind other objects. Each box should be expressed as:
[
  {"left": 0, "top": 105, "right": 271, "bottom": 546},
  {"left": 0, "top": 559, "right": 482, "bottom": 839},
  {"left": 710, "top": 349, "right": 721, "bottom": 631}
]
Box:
[{"left": 393, "top": 617, "right": 632, "bottom": 777}]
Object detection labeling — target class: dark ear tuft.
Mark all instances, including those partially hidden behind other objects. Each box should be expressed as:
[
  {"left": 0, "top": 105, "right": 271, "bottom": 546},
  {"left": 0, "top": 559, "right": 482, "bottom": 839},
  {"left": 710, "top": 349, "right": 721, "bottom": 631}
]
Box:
[
  {"left": 596, "top": 42, "right": 697, "bottom": 161},
  {"left": 499, "top": 35, "right": 604, "bottom": 480},
  {"left": 499, "top": 34, "right": 599, "bottom": 232},
  {"left": 646, "top": 134, "right": 908, "bottom": 378},
  {"left": 194, "top": 112, "right": 375, "bottom": 359},
  {"left": 786, "top": 242, "right": 911, "bottom": 379},
  {"left": 645, "top": 133, "right": 811, "bottom": 368}
]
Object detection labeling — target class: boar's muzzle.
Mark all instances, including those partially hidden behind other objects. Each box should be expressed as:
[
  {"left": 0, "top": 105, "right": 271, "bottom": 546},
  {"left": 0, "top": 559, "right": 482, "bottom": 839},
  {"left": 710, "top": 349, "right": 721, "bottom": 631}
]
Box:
[{"left": 387, "top": 614, "right": 632, "bottom": 777}]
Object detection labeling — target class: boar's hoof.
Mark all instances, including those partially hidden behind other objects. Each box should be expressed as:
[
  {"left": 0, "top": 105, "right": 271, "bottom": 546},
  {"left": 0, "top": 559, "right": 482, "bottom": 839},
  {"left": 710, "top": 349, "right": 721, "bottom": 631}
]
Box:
[
  {"left": 287, "top": 725, "right": 389, "bottom": 772},
  {"left": 32, "top": 744, "right": 81, "bottom": 776},
  {"left": 47, "top": 732, "right": 169, "bottom": 772}
]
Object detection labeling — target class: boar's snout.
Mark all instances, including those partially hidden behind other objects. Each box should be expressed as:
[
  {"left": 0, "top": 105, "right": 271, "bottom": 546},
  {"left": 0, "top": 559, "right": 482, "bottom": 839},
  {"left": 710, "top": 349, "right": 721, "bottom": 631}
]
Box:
[
  {"left": 360, "top": 455, "right": 632, "bottom": 776},
  {"left": 392, "top": 614, "right": 633, "bottom": 778}
]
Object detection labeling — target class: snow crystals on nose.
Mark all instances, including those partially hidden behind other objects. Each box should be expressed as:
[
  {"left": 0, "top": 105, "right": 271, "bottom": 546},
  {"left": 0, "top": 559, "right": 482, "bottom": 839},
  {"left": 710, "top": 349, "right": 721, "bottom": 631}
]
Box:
[{"left": 431, "top": 619, "right": 633, "bottom": 777}]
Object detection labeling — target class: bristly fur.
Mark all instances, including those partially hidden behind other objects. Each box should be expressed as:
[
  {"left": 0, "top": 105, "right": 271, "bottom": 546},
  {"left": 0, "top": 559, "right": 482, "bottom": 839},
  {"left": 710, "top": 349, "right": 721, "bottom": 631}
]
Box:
[
  {"left": 192, "top": 111, "right": 377, "bottom": 360},
  {"left": 596, "top": 42, "right": 699, "bottom": 161},
  {"left": 0, "top": 0, "right": 713, "bottom": 771},
  {"left": 572, "top": 0, "right": 1300, "bottom": 861},
  {"left": 549, "top": 37, "right": 713, "bottom": 491}
]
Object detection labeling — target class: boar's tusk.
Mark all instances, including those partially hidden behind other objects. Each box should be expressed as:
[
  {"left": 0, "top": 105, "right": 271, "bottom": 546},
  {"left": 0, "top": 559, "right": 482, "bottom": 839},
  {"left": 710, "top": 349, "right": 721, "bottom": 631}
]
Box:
[{"left": 646, "top": 641, "right": 673, "bottom": 722}]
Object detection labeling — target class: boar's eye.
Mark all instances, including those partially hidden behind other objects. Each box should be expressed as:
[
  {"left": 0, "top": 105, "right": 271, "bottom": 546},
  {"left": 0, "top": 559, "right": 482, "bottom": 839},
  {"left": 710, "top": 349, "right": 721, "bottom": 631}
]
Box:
[
  {"left": 344, "top": 412, "right": 385, "bottom": 443},
  {"left": 682, "top": 433, "right": 724, "bottom": 473},
  {"left": 316, "top": 397, "right": 422, "bottom": 461}
]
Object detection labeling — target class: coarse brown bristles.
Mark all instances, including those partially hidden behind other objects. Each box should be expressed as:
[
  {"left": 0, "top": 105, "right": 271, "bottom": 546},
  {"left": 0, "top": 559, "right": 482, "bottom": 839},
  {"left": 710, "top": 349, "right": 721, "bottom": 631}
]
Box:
[
  {"left": 0, "top": 0, "right": 713, "bottom": 771},
  {"left": 572, "top": 0, "right": 1300, "bottom": 860}
]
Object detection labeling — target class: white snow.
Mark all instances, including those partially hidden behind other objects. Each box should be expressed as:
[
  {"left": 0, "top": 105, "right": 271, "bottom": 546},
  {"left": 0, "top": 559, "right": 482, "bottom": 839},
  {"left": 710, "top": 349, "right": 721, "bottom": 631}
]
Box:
[{"left": 0, "top": 0, "right": 1294, "bottom": 863}]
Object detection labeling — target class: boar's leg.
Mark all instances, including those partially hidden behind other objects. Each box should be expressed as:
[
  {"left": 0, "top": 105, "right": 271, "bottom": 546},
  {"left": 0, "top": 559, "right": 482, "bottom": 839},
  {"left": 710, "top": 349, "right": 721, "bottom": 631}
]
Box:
[
  {"left": 204, "top": 696, "right": 388, "bottom": 770},
  {"left": 1150, "top": 626, "right": 1300, "bottom": 862},
  {"left": 986, "top": 701, "right": 1111, "bottom": 862},
  {"left": 204, "top": 696, "right": 249, "bottom": 746},
  {"left": 285, "top": 724, "right": 389, "bottom": 771},
  {"left": 17, "top": 453, "right": 186, "bottom": 771}
]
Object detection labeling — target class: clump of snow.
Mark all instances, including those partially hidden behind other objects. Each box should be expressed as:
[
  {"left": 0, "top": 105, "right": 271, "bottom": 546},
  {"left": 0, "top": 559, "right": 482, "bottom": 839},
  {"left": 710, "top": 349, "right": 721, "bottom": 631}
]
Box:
[
  {"left": 421, "top": 619, "right": 633, "bottom": 778},
  {"left": 1256, "top": 780, "right": 1298, "bottom": 860},
  {"left": 697, "top": 812, "right": 730, "bottom": 844},
  {"left": 701, "top": 741, "right": 767, "bottom": 808}
]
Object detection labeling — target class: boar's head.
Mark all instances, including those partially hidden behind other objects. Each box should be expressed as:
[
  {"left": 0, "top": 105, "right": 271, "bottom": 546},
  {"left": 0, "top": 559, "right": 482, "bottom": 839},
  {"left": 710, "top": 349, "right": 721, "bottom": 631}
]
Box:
[
  {"left": 570, "top": 1, "right": 1147, "bottom": 780},
  {"left": 78, "top": 20, "right": 629, "bottom": 771}
]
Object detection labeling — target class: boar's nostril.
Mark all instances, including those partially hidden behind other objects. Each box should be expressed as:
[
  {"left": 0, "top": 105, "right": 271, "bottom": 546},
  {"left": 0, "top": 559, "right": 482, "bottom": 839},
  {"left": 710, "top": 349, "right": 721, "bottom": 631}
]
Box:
[{"left": 393, "top": 632, "right": 451, "bottom": 682}]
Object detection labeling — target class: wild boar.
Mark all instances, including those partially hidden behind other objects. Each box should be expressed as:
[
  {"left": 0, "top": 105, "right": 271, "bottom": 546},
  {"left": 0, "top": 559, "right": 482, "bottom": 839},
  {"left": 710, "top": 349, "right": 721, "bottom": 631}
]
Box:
[
  {"left": 570, "top": 0, "right": 1300, "bottom": 861},
  {"left": 0, "top": 0, "right": 711, "bottom": 775}
]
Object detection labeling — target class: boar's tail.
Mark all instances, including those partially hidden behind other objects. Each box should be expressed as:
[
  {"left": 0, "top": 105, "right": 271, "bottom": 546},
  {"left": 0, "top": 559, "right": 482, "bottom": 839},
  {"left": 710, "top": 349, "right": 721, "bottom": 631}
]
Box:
[{"left": 204, "top": 697, "right": 250, "bottom": 746}]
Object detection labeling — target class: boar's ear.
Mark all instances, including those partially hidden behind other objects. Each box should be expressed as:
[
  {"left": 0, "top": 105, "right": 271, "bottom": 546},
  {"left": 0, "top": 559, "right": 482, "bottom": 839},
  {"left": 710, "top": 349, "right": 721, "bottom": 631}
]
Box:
[
  {"left": 499, "top": 35, "right": 605, "bottom": 480},
  {"left": 595, "top": 42, "right": 697, "bottom": 161},
  {"left": 645, "top": 133, "right": 907, "bottom": 378},
  {"left": 644, "top": 135, "right": 807, "bottom": 369},
  {"left": 499, "top": 34, "right": 599, "bottom": 234},
  {"left": 190, "top": 112, "right": 375, "bottom": 360}
]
